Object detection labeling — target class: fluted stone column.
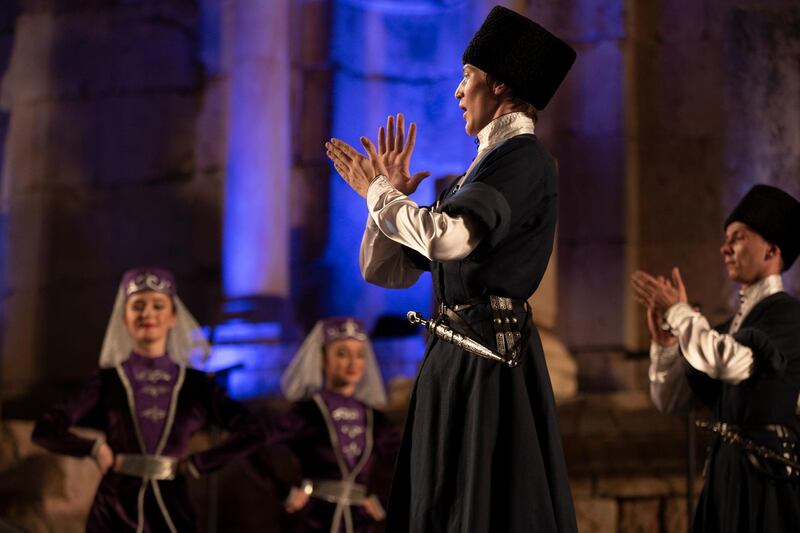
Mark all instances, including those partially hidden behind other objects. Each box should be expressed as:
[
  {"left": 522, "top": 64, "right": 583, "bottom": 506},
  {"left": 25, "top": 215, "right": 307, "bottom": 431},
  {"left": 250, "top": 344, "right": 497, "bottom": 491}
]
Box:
[
  {"left": 0, "top": 2, "right": 211, "bottom": 396},
  {"left": 223, "top": 0, "right": 291, "bottom": 301}
]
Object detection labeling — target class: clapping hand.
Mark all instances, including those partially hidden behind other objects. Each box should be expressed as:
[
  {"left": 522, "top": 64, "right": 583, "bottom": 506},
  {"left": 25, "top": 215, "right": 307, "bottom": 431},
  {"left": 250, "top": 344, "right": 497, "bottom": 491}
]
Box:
[
  {"left": 631, "top": 267, "right": 688, "bottom": 345},
  {"left": 325, "top": 137, "right": 385, "bottom": 199},
  {"left": 376, "top": 114, "right": 431, "bottom": 195},
  {"left": 325, "top": 113, "right": 430, "bottom": 198}
]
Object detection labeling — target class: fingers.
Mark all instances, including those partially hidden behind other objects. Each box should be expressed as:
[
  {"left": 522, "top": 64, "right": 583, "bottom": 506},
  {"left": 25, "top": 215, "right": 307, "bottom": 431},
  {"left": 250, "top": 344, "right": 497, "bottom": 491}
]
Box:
[
  {"left": 403, "top": 122, "right": 417, "bottom": 161},
  {"left": 386, "top": 115, "right": 395, "bottom": 152},
  {"left": 360, "top": 136, "right": 379, "bottom": 161},
  {"left": 378, "top": 126, "right": 386, "bottom": 154},
  {"left": 326, "top": 139, "right": 359, "bottom": 164},
  {"left": 672, "top": 267, "right": 686, "bottom": 294},
  {"left": 396, "top": 113, "right": 405, "bottom": 149}
]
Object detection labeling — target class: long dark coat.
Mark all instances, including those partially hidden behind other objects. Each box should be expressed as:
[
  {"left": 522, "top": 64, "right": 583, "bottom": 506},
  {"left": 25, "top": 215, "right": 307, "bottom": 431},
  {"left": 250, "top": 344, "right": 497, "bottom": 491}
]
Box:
[
  {"left": 386, "top": 134, "right": 578, "bottom": 532},
  {"left": 689, "top": 292, "right": 800, "bottom": 532}
]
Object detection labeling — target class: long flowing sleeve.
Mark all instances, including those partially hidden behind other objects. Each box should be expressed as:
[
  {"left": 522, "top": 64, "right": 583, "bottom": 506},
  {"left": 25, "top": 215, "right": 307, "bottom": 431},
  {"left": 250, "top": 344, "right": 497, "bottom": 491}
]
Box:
[
  {"left": 31, "top": 371, "right": 105, "bottom": 458},
  {"left": 648, "top": 343, "right": 692, "bottom": 413},
  {"left": 664, "top": 302, "right": 754, "bottom": 384},
  {"left": 366, "top": 176, "right": 485, "bottom": 262},
  {"left": 360, "top": 216, "right": 426, "bottom": 288},
  {"left": 189, "top": 376, "right": 266, "bottom": 474}
]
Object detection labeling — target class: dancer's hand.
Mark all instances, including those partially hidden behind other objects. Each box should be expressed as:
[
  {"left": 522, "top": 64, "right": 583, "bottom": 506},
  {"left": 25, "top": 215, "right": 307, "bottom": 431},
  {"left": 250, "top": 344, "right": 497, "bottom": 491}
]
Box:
[
  {"left": 326, "top": 138, "right": 387, "bottom": 199},
  {"left": 285, "top": 487, "right": 310, "bottom": 513},
  {"left": 361, "top": 495, "right": 386, "bottom": 521},
  {"left": 376, "top": 114, "right": 431, "bottom": 195},
  {"left": 95, "top": 442, "right": 114, "bottom": 474},
  {"left": 647, "top": 307, "right": 677, "bottom": 347},
  {"left": 631, "top": 267, "right": 688, "bottom": 316}
]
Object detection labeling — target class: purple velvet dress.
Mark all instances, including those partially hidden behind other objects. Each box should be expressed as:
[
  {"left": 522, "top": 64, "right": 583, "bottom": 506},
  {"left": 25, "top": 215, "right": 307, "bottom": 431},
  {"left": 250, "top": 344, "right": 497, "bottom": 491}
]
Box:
[
  {"left": 255, "top": 389, "right": 400, "bottom": 533},
  {"left": 32, "top": 353, "right": 264, "bottom": 532}
]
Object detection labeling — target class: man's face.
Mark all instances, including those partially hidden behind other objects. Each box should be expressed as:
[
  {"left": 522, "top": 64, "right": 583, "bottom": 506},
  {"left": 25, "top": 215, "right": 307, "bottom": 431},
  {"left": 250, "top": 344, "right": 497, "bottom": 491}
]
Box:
[
  {"left": 720, "top": 222, "right": 774, "bottom": 285},
  {"left": 454, "top": 64, "right": 500, "bottom": 136}
]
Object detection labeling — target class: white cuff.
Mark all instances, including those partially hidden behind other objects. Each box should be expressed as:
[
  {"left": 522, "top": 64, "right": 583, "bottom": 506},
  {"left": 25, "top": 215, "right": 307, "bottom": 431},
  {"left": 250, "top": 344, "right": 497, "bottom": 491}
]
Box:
[
  {"left": 90, "top": 438, "right": 105, "bottom": 458},
  {"left": 366, "top": 175, "right": 393, "bottom": 213},
  {"left": 664, "top": 302, "right": 696, "bottom": 333}
]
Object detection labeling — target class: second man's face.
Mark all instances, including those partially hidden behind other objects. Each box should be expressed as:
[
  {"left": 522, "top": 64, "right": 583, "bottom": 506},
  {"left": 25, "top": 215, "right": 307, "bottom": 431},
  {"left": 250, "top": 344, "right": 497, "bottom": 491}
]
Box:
[
  {"left": 720, "top": 222, "right": 774, "bottom": 285},
  {"left": 455, "top": 64, "right": 500, "bottom": 137}
]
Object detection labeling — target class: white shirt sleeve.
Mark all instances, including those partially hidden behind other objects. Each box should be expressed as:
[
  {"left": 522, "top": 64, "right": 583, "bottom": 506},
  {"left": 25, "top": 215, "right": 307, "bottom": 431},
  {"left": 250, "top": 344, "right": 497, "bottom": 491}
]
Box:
[
  {"left": 664, "top": 302, "right": 754, "bottom": 384},
  {"left": 366, "top": 176, "right": 484, "bottom": 262},
  {"left": 649, "top": 342, "right": 692, "bottom": 413},
  {"left": 359, "top": 216, "right": 424, "bottom": 289}
]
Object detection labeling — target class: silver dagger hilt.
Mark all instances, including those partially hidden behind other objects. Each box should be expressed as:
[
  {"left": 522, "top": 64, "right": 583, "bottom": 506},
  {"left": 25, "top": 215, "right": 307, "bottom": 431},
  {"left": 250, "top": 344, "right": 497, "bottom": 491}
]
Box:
[{"left": 406, "top": 311, "right": 517, "bottom": 367}]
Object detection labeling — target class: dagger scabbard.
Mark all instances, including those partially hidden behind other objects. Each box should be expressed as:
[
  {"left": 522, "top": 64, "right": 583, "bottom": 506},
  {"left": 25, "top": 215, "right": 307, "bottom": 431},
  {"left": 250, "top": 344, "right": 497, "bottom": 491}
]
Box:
[{"left": 406, "top": 311, "right": 517, "bottom": 367}]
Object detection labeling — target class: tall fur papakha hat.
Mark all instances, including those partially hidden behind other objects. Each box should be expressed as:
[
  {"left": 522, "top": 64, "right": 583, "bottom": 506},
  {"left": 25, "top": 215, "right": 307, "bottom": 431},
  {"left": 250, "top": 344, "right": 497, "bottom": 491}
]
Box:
[
  {"left": 462, "top": 6, "right": 576, "bottom": 110},
  {"left": 724, "top": 184, "right": 800, "bottom": 271}
]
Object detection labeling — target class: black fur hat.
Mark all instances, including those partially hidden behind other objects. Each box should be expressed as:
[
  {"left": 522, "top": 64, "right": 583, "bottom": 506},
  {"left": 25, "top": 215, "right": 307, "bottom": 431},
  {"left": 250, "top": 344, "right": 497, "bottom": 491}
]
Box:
[
  {"left": 462, "top": 6, "right": 576, "bottom": 110},
  {"left": 724, "top": 184, "right": 800, "bottom": 271}
]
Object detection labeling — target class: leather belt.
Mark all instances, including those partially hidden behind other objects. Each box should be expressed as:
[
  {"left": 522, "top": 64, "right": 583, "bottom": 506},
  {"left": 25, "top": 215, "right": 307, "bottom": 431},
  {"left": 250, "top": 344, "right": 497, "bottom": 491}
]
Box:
[
  {"left": 436, "top": 295, "right": 529, "bottom": 366},
  {"left": 113, "top": 453, "right": 179, "bottom": 480}
]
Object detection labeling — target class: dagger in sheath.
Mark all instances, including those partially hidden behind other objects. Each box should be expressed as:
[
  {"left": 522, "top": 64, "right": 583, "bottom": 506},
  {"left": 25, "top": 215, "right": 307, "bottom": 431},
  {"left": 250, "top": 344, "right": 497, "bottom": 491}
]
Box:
[{"left": 406, "top": 311, "right": 518, "bottom": 368}]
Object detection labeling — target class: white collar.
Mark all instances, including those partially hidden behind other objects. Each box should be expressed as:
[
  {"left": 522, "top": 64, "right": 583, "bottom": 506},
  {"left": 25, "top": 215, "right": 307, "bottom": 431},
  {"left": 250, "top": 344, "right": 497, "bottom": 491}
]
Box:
[
  {"left": 729, "top": 274, "right": 783, "bottom": 334},
  {"left": 738, "top": 274, "right": 783, "bottom": 310},
  {"left": 476, "top": 112, "right": 535, "bottom": 153}
]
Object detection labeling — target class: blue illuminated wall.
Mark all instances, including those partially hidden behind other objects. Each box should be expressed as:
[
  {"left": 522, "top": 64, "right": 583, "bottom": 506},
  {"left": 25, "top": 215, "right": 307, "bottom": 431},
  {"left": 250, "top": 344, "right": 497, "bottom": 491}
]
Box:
[{"left": 323, "top": 0, "right": 477, "bottom": 326}]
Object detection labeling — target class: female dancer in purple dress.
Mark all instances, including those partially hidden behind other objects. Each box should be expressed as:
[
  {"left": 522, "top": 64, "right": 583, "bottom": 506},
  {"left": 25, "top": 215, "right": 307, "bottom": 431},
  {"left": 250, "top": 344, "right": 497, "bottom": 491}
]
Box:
[
  {"left": 32, "top": 267, "right": 264, "bottom": 532},
  {"left": 255, "top": 317, "right": 400, "bottom": 533}
]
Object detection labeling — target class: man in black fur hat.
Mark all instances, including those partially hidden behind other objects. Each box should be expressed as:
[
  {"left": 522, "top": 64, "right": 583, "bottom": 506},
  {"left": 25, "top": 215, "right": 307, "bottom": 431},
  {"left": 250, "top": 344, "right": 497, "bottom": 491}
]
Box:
[
  {"left": 326, "top": 6, "right": 578, "bottom": 532},
  {"left": 632, "top": 184, "right": 800, "bottom": 532}
]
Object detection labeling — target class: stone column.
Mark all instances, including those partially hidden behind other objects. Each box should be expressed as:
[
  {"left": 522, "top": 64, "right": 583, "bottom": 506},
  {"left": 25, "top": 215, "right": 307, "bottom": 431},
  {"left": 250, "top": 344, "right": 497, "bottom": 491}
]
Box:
[
  {"left": 528, "top": 0, "right": 628, "bottom": 391},
  {"left": 223, "top": 0, "right": 291, "bottom": 301},
  {"left": 0, "top": 2, "right": 210, "bottom": 397}
]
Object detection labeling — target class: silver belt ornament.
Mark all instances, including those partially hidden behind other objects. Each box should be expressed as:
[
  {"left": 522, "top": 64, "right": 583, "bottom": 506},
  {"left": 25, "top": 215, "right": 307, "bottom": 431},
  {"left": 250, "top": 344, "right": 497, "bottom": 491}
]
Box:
[
  {"left": 697, "top": 420, "right": 800, "bottom": 473},
  {"left": 113, "top": 454, "right": 179, "bottom": 480},
  {"left": 301, "top": 479, "right": 368, "bottom": 506}
]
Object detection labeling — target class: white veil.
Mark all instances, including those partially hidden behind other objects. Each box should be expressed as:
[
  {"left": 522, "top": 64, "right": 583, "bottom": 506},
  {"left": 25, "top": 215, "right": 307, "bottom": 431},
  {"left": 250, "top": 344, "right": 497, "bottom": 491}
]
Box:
[
  {"left": 98, "top": 286, "right": 211, "bottom": 368},
  {"left": 281, "top": 321, "right": 387, "bottom": 407}
]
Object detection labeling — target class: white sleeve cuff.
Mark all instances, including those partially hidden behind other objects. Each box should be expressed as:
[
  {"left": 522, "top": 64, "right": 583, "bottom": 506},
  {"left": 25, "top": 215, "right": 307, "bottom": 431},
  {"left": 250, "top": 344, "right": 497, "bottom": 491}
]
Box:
[
  {"left": 664, "top": 302, "right": 697, "bottom": 333},
  {"left": 90, "top": 437, "right": 105, "bottom": 458}
]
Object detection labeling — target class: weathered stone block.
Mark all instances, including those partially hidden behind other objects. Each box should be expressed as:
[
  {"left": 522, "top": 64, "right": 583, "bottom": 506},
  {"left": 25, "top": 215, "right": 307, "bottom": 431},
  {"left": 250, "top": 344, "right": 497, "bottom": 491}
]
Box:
[
  {"left": 597, "top": 475, "right": 685, "bottom": 498},
  {"left": 559, "top": 243, "right": 625, "bottom": 347},
  {"left": 3, "top": 9, "right": 197, "bottom": 105},
  {"left": 574, "top": 497, "right": 618, "bottom": 533},
  {"left": 664, "top": 496, "right": 691, "bottom": 533},
  {"left": 3, "top": 94, "right": 198, "bottom": 193},
  {"left": 620, "top": 498, "right": 661, "bottom": 532}
]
